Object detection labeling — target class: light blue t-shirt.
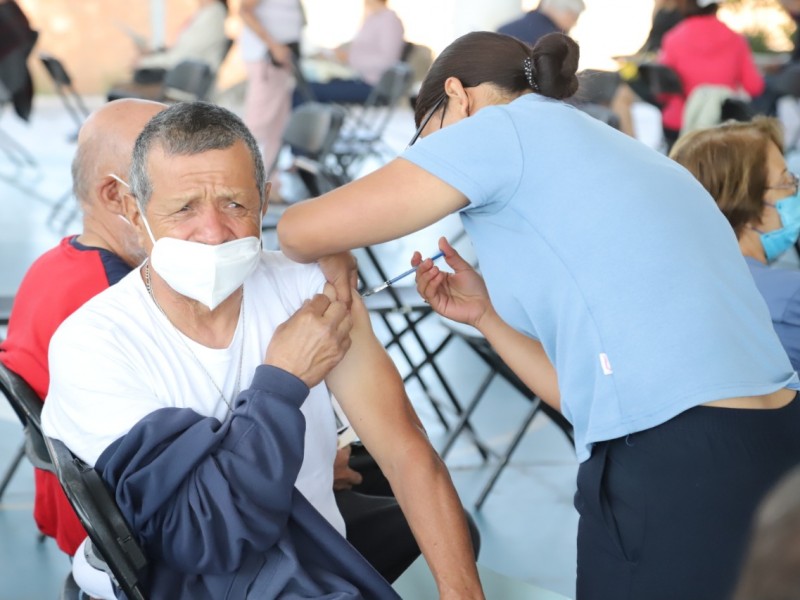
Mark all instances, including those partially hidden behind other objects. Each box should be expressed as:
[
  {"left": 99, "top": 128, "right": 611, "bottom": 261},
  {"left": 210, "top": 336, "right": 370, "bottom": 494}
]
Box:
[
  {"left": 746, "top": 256, "right": 800, "bottom": 371},
  {"left": 403, "top": 93, "right": 799, "bottom": 462}
]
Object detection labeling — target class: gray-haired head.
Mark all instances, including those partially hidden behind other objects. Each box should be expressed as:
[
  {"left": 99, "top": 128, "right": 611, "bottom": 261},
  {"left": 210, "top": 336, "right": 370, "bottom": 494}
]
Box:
[
  {"left": 129, "top": 101, "right": 266, "bottom": 208},
  {"left": 539, "top": 0, "right": 586, "bottom": 13}
]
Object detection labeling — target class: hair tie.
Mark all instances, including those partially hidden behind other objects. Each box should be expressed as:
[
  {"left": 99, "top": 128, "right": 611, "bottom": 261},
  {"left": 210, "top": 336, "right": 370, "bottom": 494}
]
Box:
[{"left": 523, "top": 57, "right": 540, "bottom": 92}]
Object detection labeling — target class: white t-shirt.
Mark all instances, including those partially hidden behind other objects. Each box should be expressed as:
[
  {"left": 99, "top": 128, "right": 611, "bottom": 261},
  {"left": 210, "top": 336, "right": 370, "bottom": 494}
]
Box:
[
  {"left": 239, "top": 0, "right": 304, "bottom": 63},
  {"left": 42, "top": 251, "right": 343, "bottom": 535}
]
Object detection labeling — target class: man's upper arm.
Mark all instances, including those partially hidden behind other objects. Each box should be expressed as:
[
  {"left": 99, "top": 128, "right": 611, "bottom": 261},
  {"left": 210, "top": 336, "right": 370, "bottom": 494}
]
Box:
[{"left": 324, "top": 295, "right": 425, "bottom": 467}]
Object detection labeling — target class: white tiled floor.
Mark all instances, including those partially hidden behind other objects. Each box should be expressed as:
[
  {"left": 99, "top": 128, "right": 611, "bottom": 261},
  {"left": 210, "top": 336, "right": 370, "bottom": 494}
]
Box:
[{"left": 0, "top": 95, "right": 579, "bottom": 599}]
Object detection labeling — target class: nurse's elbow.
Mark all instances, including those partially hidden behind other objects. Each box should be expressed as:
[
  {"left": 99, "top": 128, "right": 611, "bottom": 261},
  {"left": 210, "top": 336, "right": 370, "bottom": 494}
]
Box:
[{"left": 277, "top": 210, "right": 314, "bottom": 263}]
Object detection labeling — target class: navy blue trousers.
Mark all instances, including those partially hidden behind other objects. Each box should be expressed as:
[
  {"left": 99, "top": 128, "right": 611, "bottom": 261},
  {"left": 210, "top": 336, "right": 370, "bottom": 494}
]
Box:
[
  {"left": 292, "top": 78, "right": 373, "bottom": 108},
  {"left": 575, "top": 395, "right": 800, "bottom": 600}
]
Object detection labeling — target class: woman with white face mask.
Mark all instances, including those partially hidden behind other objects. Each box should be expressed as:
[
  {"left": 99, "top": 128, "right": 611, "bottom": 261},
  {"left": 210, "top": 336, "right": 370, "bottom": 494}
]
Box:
[{"left": 671, "top": 117, "right": 800, "bottom": 369}]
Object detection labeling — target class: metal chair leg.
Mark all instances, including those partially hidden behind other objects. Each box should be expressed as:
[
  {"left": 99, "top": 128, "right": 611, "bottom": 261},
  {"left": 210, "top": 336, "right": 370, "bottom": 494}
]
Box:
[
  {"left": 0, "top": 441, "right": 26, "bottom": 500},
  {"left": 440, "top": 370, "right": 495, "bottom": 459},
  {"left": 475, "top": 398, "right": 542, "bottom": 510}
]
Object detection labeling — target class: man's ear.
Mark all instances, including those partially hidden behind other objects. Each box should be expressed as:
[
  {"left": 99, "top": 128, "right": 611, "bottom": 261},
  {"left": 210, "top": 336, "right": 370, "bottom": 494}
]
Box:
[
  {"left": 98, "top": 175, "right": 125, "bottom": 215},
  {"left": 261, "top": 181, "right": 272, "bottom": 217},
  {"left": 121, "top": 191, "right": 138, "bottom": 225},
  {"left": 121, "top": 191, "right": 153, "bottom": 251}
]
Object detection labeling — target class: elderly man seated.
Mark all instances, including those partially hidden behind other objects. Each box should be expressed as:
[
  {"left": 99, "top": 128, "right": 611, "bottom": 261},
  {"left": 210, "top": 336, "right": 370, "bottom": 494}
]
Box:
[{"left": 42, "top": 101, "right": 483, "bottom": 599}]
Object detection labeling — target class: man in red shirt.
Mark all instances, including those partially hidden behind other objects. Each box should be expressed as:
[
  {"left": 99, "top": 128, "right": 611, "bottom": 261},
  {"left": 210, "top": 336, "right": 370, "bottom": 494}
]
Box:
[{"left": 0, "top": 98, "right": 166, "bottom": 555}]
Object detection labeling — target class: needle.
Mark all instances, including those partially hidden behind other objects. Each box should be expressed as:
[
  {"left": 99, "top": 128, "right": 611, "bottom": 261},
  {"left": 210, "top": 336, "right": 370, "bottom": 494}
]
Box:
[{"left": 361, "top": 251, "right": 445, "bottom": 297}]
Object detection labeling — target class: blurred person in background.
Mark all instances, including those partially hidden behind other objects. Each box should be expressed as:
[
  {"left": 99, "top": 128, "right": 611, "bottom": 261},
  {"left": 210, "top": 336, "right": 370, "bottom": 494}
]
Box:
[
  {"left": 107, "top": 0, "right": 229, "bottom": 100},
  {"left": 0, "top": 0, "right": 36, "bottom": 120},
  {"left": 132, "top": 0, "right": 229, "bottom": 78},
  {"left": 295, "top": 0, "right": 405, "bottom": 106},
  {"left": 497, "top": 0, "right": 585, "bottom": 45},
  {"left": 733, "top": 465, "right": 800, "bottom": 600},
  {"left": 670, "top": 117, "right": 800, "bottom": 370},
  {"left": 658, "top": 0, "right": 764, "bottom": 147},
  {"left": 239, "top": 0, "right": 305, "bottom": 200}
]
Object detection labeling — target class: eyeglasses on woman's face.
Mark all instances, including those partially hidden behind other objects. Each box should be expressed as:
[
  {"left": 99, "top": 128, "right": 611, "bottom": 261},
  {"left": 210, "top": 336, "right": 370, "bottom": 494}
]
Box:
[
  {"left": 407, "top": 96, "right": 445, "bottom": 148},
  {"left": 766, "top": 172, "right": 800, "bottom": 194}
]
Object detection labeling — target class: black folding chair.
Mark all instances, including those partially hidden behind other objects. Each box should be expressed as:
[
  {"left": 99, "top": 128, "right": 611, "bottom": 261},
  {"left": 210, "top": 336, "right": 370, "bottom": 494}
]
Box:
[
  {"left": 637, "top": 62, "right": 684, "bottom": 97},
  {"left": 39, "top": 53, "right": 91, "bottom": 136},
  {"left": 161, "top": 59, "right": 215, "bottom": 103},
  {"left": 37, "top": 53, "right": 90, "bottom": 230},
  {"left": 261, "top": 102, "right": 348, "bottom": 235},
  {"left": 0, "top": 359, "right": 53, "bottom": 501},
  {"left": 0, "top": 80, "right": 37, "bottom": 169},
  {"left": 279, "top": 102, "right": 348, "bottom": 191},
  {"left": 331, "top": 62, "right": 414, "bottom": 178},
  {"left": 438, "top": 321, "right": 574, "bottom": 509},
  {"left": 0, "top": 294, "right": 12, "bottom": 329},
  {"left": 46, "top": 436, "right": 150, "bottom": 600},
  {"left": 108, "top": 59, "right": 215, "bottom": 104},
  {"left": 358, "top": 246, "right": 491, "bottom": 459}
]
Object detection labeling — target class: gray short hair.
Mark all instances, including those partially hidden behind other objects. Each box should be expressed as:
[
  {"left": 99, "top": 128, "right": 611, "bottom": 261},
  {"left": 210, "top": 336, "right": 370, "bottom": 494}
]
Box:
[
  {"left": 540, "top": 0, "right": 586, "bottom": 14},
  {"left": 129, "top": 102, "right": 266, "bottom": 208}
]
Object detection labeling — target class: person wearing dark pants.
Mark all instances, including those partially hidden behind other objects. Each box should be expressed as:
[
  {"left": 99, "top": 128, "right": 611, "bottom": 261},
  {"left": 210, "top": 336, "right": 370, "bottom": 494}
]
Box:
[
  {"left": 335, "top": 443, "right": 481, "bottom": 583},
  {"left": 576, "top": 399, "right": 800, "bottom": 600}
]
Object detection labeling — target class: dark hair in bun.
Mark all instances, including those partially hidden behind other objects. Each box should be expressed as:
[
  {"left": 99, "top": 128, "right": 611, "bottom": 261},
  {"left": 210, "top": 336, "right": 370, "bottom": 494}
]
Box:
[{"left": 414, "top": 31, "right": 580, "bottom": 127}]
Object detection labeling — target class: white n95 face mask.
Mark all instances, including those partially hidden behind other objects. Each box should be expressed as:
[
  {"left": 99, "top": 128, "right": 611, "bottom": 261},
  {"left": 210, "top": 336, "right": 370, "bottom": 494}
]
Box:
[{"left": 138, "top": 202, "right": 261, "bottom": 310}]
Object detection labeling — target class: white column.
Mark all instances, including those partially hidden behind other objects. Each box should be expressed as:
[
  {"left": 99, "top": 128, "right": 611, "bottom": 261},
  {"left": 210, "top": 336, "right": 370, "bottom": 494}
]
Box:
[{"left": 150, "top": 0, "right": 166, "bottom": 50}]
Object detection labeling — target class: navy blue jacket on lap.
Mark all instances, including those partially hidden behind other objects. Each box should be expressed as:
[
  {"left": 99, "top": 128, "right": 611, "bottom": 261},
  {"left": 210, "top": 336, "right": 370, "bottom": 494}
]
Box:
[{"left": 95, "top": 365, "right": 399, "bottom": 599}]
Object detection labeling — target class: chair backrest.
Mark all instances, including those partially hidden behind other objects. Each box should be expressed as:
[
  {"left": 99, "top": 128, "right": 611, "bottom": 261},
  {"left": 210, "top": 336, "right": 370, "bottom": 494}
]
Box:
[
  {"left": 279, "top": 102, "right": 348, "bottom": 194},
  {"left": 341, "top": 62, "right": 414, "bottom": 144},
  {"left": 0, "top": 294, "right": 12, "bottom": 328},
  {"left": 38, "top": 52, "right": 90, "bottom": 127},
  {"left": 162, "top": 59, "right": 214, "bottom": 102},
  {"left": 0, "top": 358, "right": 42, "bottom": 429},
  {"left": 39, "top": 53, "right": 72, "bottom": 86},
  {"left": 364, "top": 62, "right": 414, "bottom": 111},
  {"left": 0, "top": 359, "right": 52, "bottom": 470},
  {"left": 400, "top": 42, "right": 434, "bottom": 87},
  {"left": 637, "top": 62, "right": 683, "bottom": 96},
  {"left": 283, "top": 102, "right": 346, "bottom": 159},
  {"left": 46, "top": 436, "right": 150, "bottom": 600}
]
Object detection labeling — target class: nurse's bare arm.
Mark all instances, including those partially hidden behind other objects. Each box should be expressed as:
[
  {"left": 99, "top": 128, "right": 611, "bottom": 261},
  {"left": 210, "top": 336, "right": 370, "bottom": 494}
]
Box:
[
  {"left": 278, "top": 158, "right": 468, "bottom": 263},
  {"left": 324, "top": 291, "right": 484, "bottom": 600},
  {"left": 414, "top": 240, "right": 561, "bottom": 411}
]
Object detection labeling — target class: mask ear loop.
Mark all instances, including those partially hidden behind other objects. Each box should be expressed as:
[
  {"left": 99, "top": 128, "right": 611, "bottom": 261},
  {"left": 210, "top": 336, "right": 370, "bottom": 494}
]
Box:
[
  {"left": 108, "top": 174, "right": 137, "bottom": 229},
  {"left": 109, "top": 173, "right": 158, "bottom": 245}
]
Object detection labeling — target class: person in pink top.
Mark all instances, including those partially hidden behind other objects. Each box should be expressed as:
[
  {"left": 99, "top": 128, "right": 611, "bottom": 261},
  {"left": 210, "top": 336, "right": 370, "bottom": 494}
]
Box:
[
  {"left": 295, "top": 0, "right": 405, "bottom": 106},
  {"left": 659, "top": 0, "right": 764, "bottom": 146}
]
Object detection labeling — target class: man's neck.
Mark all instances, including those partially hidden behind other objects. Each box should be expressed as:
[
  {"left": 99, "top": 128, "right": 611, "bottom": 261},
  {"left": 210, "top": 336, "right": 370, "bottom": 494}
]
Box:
[
  {"left": 142, "top": 263, "right": 243, "bottom": 349},
  {"left": 75, "top": 231, "right": 113, "bottom": 253}
]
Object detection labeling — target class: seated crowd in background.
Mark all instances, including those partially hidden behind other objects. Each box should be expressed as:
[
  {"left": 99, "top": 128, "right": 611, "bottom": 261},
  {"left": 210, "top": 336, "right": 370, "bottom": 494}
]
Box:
[
  {"left": 294, "top": 0, "right": 405, "bottom": 106},
  {"left": 106, "top": 0, "right": 229, "bottom": 101},
  {"left": 130, "top": 0, "right": 228, "bottom": 80}
]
